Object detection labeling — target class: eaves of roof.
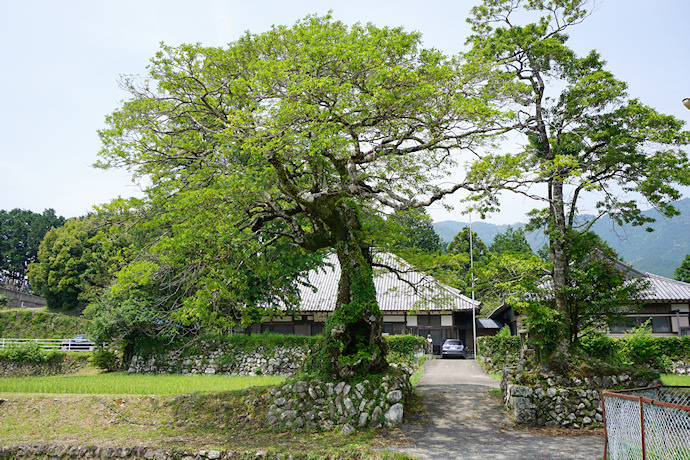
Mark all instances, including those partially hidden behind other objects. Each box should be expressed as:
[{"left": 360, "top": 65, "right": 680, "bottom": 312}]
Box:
[
  {"left": 642, "top": 272, "right": 690, "bottom": 302},
  {"left": 295, "top": 252, "right": 480, "bottom": 313}
]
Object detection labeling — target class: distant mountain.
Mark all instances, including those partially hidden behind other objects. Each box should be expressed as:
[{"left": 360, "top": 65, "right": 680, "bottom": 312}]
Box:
[{"left": 433, "top": 198, "right": 690, "bottom": 278}]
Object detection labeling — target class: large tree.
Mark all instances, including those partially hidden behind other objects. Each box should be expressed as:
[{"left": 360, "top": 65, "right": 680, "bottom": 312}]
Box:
[
  {"left": 489, "top": 226, "right": 532, "bottom": 256},
  {"left": 96, "top": 16, "right": 503, "bottom": 379},
  {"left": 674, "top": 255, "right": 690, "bottom": 284},
  {"left": 464, "top": 0, "right": 690, "bottom": 354},
  {"left": 0, "top": 208, "right": 65, "bottom": 285},
  {"left": 27, "top": 216, "right": 115, "bottom": 310}
]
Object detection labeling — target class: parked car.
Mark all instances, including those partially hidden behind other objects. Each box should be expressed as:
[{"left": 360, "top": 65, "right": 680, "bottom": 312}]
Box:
[
  {"left": 441, "top": 339, "right": 465, "bottom": 359},
  {"left": 61, "top": 334, "right": 95, "bottom": 351}
]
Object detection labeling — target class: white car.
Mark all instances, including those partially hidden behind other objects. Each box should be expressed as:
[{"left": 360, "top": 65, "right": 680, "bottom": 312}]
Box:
[{"left": 441, "top": 339, "right": 465, "bottom": 359}]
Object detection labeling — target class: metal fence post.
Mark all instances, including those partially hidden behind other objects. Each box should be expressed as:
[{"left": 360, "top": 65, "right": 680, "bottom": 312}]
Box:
[
  {"left": 601, "top": 390, "right": 608, "bottom": 460},
  {"left": 640, "top": 398, "right": 646, "bottom": 460}
]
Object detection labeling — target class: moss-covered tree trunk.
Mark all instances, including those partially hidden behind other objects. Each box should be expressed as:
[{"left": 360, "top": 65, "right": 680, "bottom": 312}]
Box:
[{"left": 304, "top": 202, "right": 388, "bottom": 380}]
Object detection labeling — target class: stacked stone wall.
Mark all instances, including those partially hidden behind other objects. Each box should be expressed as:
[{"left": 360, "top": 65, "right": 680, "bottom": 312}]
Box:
[
  {"left": 0, "top": 355, "right": 90, "bottom": 377},
  {"left": 128, "top": 343, "right": 308, "bottom": 376},
  {"left": 0, "top": 444, "right": 280, "bottom": 460},
  {"left": 501, "top": 368, "right": 660, "bottom": 428},
  {"left": 670, "top": 360, "right": 690, "bottom": 375},
  {"left": 267, "top": 373, "right": 411, "bottom": 433}
]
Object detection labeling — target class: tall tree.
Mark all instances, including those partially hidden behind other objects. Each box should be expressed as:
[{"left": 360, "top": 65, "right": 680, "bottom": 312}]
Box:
[
  {"left": 27, "top": 216, "right": 111, "bottom": 310},
  {"left": 525, "top": 232, "right": 648, "bottom": 357},
  {"left": 489, "top": 226, "right": 533, "bottom": 256},
  {"left": 385, "top": 209, "right": 444, "bottom": 254},
  {"left": 465, "top": 0, "right": 690, "bottom": 354},
  {"left": 96, "top": 16, "right": 503, "bottom": 379},
  {"left": 0, "top": 209, "right": 65, "bottom": 285},
  {"left": 675, "top": 255, "right": 690, "bottom": 284},
  {"left": 447, "top": 227, "right": 488, "bottom": 262}
]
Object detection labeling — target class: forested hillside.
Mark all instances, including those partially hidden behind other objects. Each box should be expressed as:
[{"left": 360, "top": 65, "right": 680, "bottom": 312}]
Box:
[{"left": 434, "top": 199, "right": 690, "bottom": 278}]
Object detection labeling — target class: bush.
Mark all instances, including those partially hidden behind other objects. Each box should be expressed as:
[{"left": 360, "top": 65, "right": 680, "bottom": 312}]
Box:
[
  {"left": 478, "top": 334, "right": 521, "bottom": 371},
  {"left": 200, "top": 333, "right": 320, "bottom": 352},
  {"left": 616, "top": 322, "right": 659, "bottom": 367},
  {"left": 524, "top": 304, "right": 564, "bottom": 359},
  {"left": 654, "top": 335, "right": 690, "bottom": 360},
  {"left": 579, "top": 330, "right": 615, "bottom": 361},
  {"left": 91, "top": 348, "right": 121, "bottom": 372},
  {"left": 0, "top": 342, "right": 63, "bottom": 364},
  {"left": 386, "top": 334, "right": 425, "bottom": 356}
]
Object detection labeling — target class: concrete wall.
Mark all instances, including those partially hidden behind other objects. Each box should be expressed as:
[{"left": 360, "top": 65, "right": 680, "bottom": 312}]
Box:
[{"left": 0, "top": 286, "right": 46, "bottom": 309}]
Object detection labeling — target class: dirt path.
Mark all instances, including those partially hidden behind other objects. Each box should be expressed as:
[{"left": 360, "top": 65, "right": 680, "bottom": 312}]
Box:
[{"left": 386, "top": 360, "right": 605, "bottom": 460}]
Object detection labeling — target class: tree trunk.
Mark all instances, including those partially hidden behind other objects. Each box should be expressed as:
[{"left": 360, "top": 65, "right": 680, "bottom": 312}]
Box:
[
  {"left": 549, "top": 179, "right": 571, "bottom": 355},
  {"left": 302, "top": 201, "right": 388, "bottom": 380}
]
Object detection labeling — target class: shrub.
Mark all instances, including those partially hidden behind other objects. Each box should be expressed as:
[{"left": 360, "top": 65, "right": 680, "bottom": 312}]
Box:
[
  {"left": 478, "top": 334, "right": 521, "bottom": 371},
  {"left": 205, "top": 332, "right": 320, "bottom": 351},
  {"left": 91, "top": 348, "right": 121, "bottom": 372},
  {"left": 496, "top": 325, "right": 512, "bottom": 338},
  {"left": 386, "top": 334, "right": 425, "bottom": 356},
  {"left": 616, "top": 322, "right": 664, "bottom": 369},
  {"left": 524, "top": 304, "right": 565, "bottom": 359},
  {"left": 0, "top": 342, "right": 62, "bottom": 364},
  {"left": 654, "top": 335, "right": 690, "bottom": 360},
  {"left": 579, "top": 330, "right": 615, "bottom": 361}
]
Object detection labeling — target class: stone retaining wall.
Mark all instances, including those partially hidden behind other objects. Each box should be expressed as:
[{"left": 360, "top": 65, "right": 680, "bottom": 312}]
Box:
[
  {"left": 128, "top": 343, "right": 308, "bottom": 376},
  {"left": 501, "top": 368, "right": 660, "bottom": 428},
  {"left": 267, "top": 372, "right": 412, "bottom": 433},
  {"left": 0, "top": 444, "right": 283, "bottom": 460},
  {"left": 0, "top": 356, "right": 90, "bottom": 378},
  {"left": 671, "top": 360, "right": 690, "bottom": 375}
]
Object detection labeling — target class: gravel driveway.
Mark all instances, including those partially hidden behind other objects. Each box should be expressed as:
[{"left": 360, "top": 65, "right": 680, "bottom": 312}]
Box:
[{"left": 387, "top": 359, "right": 605, "bottom": 460}]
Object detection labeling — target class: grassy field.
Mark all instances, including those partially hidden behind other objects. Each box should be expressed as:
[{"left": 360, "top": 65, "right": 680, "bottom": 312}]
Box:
[
  {"left": 0, "top": 371, "right": 414, "bottom": 459},
  {"left": 661, "top": 374, "right": 690, "bottom": 386},
  {"left": 0, "top": 372, "right": 285, "bottom": 395}
]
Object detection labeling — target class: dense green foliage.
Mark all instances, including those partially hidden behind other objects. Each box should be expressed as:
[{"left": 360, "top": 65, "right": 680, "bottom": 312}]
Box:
[
  {"left": 522, "top": 233, "right": 648, "bottom": 355},
  {"left": 0, "top": 309, "right": 88, "bottom": 338},
  {"left": 200, "top": 333, "right": 320, "bottom": 352},
  {"left": 383, "top": 209, "right": 444, "bottom": 254},
  {"left": 482, "top": 324, "right": 690, "bottom": 375},
  {"left": 477, "top": 334, "right": 521, "bottom": 371},
  {"left": 489, "top": 226, "right": 532, "bottom": 256},
  {"left": 674, "top": 254, "right": 690, "bottom": 283},
  {"left": 0, "top": 342, "right": 63, "bottom": 364},
  {"left": 95, "top": 15, "right": 504, "bottom": 379},
  {"left": 385, "top": 334, "right": 425, "bottom": 356},
  {"left": 0, "top": 208, "right": 65, "bottom": 283},
  {"left": 27, "top": 216, "right": 118, "bottom": 311},
  {"left": 465, "top": 0, "right": 690, "bottom": 356}
]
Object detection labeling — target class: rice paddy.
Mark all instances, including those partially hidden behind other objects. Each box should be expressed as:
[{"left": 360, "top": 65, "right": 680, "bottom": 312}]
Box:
[{"left": 0, "top": 372, "right": 285, "bottom": 395}]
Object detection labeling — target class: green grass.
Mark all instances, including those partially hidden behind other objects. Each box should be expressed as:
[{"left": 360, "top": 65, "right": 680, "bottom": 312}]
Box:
[
  {"left": 0, "top": 372, "right": 285, "bottom": 395},
  {"left": 661, "top": 374, "right": 690, "bottom": 386}
]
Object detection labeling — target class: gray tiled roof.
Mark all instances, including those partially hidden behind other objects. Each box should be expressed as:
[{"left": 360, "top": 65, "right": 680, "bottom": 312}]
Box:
[
  {"left": 504, "top": 267, "right": 690, "bottom": 305},
  {"left": 295, "top": 252, "right": 479, "bottom": 313},
  {"left": 642, "top": 272, "right": 690, "bottom": 302}
]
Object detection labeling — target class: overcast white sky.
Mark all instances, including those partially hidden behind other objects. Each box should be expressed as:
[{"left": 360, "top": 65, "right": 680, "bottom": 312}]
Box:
[{"left": 1, "top": 0, "right": 688, "bottom": 224}]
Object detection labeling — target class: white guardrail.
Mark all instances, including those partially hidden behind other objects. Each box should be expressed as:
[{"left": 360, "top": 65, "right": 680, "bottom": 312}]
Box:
[{"left": 0, "top": 338, "right": 97, "bottom": 351}]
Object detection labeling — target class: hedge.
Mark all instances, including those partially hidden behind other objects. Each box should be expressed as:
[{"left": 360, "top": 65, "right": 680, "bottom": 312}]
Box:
[{"left": 134, "top": 332, "right": 426, "bottom": 361}]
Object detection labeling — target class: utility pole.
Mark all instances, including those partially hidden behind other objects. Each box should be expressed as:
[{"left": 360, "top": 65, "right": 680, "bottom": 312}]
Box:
[{"left": 469, "top": 214, "right": 477, "bottom": 358}]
